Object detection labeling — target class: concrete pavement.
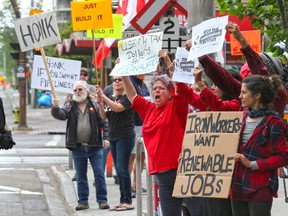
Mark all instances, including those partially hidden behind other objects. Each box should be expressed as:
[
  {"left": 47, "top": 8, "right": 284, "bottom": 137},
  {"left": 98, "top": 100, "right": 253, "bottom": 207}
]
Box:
[{"left": 1, "top": 87, "right": 288, "bottom": 215}]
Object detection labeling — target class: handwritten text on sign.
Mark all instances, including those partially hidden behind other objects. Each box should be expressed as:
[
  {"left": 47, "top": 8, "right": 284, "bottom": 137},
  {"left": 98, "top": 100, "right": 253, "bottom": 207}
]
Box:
[
  {"left": 70, "top": 0, "right": 113, "bottom": 31},
  {"left": 31, "top": 55, "right": 81, "bottom": 93},
  {"left": 13, "top": 11, "right": 61, "bottom": 52},
  {"left": 173, "top": 112, "right": 243, "bottom": 198},
  {"left": 110, "top": 32, "right": 163, "bottom": 76}
]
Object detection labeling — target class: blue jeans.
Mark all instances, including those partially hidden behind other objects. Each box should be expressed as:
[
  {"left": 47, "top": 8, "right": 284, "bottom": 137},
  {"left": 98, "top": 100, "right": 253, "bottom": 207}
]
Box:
[
  {"left": 72, "top": 145, "right": 108, "bottom": 204},
  {"left": 110, "top": 137, "right": 135, "bottom": 204},
  {"left": 156, "top": 169, "right": 205, "bottom": 216}
]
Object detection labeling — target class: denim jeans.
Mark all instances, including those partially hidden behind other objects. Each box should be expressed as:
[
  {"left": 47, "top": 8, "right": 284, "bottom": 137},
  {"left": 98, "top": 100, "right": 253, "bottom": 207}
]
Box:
[
  {"left": 72, "top": 145, "right": 108, "bottom": 204},
  {"left": 110, "top": 136, "right": 135, "bottom": 204},
  {"left": 156, "top": 169, "right": 205, "bottom": 216}
]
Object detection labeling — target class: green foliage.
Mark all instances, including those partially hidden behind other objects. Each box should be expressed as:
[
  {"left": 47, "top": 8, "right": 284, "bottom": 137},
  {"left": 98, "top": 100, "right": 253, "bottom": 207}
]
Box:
[{"left": 216, "top": 0, "right": 288, "bottom": 60}]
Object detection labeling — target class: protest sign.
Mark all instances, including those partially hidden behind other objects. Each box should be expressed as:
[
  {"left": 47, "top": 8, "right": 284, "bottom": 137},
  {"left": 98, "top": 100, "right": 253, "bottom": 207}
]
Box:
[
  {"left": 230, "top": 30, "right": 261, "bottom": 55},
  {"left": 110, "top": 31, "right": 163, "bottom": 76},
  {"left": 172, "top": 47, "right": 199, "bottom": 84},
  {"left": 173, "top": 111, "right": 243, "bottom": 198},
  {"left": 13, "top": 11, "right": 61, "bottom": 52},
  {"left": 31, "top": 55, "right": 81, "bottom": 94},
  {"left": 70, "top": 0, "right": 113, "bottom": 31},
  {"left": 87, "top": 14, "right": 123, "bottom": 39},
  {"left": 188, "top": 16, "right": 228, "bottom": 61}
]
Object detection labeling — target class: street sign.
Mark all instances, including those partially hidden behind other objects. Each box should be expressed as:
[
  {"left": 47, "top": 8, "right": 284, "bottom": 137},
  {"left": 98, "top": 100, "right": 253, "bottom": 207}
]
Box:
[
  {"left": 160, "top": 17, "right": 179, "bottom": 39},
  {"left": 131, "top": 0, "right": 188, "bottom": 34},
  {"left": 16, "top": 65, "right": 25, "bottom": 78}
]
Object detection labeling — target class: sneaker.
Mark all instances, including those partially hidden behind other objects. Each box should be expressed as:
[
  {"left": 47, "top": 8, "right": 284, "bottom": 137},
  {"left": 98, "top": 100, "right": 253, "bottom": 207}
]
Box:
[
  {"left": 75, "top": 203, "right": 89, "bottom": 211},
  {"left": 99, "top": 202, "right": 110, "bottom": 210},
  {"left": 141, "top": 187, "right": 147, "bottom": 194},
  {"left": 131, "top": 189, "right": 136, "bottom": 198}
]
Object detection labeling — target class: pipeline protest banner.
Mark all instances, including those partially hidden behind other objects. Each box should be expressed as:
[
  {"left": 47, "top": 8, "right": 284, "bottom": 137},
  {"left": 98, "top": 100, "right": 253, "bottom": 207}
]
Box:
[
  {"left": 31, "top": 55, "right": 81, "bottom": 94},
  {"left": 86, "top": 14, "right": 123, "bottom": 39},
  {"left": 13, "top": 11, "right": 61, "bottom": 52},
  {"left": 172, "top": 47, "right": 199, "bottom": 84},
  {"left": 110, "top": 31, "right": 163, "bottom": 76},
  {"left": 173, "top": 111, "right": 243, "bottom": 198},
  {"left": 188, "top": 16, "right": 228, "bottom": 61},
  {"left": 70, "top": 0, "right": 113, "bottom": 31},
  {"left": 230, "top": 30, "right": 262, "bottom": 56}
]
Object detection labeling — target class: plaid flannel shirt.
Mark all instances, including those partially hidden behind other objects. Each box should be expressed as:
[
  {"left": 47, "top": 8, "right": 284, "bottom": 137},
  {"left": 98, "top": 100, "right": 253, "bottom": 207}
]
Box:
[{"left": 231, "top": 113, "right": 288, "bottom": 197}]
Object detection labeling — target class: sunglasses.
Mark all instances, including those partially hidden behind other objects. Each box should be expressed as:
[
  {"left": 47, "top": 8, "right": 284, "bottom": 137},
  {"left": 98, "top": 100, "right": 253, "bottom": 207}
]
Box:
[
  {"left": 80, "top": 74, "right": 88, "bottom": 77},
  {"left": 113, "top": 78, "right": 122, "bottom": 82},
  {"left": 73, "top": 88, "right": 83, "bottom": 92}
]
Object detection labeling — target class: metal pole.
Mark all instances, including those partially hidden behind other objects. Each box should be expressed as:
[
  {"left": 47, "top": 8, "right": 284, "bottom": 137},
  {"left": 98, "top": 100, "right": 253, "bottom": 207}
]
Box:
[
  {"left": 145, "top": 145, "right": 153, "bottom": 216},
  {"left": 136, "top": 137, "right": 143, "bottom": 216}
]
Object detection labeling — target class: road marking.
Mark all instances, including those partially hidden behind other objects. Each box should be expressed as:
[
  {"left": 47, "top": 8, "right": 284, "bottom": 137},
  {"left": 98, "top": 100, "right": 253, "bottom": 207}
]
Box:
[{"left": 45, "top": 135, "right": 62, "bottom": 147}]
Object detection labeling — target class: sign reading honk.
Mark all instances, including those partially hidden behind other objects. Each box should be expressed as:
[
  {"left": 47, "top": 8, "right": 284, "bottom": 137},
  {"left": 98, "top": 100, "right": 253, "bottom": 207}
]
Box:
[{"left": 70, "top": 0, "right": 113, "bottom": 31}]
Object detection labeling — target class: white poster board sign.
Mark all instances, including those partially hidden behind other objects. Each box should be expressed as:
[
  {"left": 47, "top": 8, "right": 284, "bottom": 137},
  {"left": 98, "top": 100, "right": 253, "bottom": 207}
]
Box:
[
  {"left": 13, "top": 11, "right": 61, "bottom": 52},
  {"left": 110, "top": 32, "right": 163, "bottom": 76},
  {"left": 172, "top": 47, "right": 199, "bottom": 84},
  {"left": 31, "top": 55, "right": 81, "bottom": 93},
  {"left": 188, "top": 16, "right": 228, "bottom": 61}
]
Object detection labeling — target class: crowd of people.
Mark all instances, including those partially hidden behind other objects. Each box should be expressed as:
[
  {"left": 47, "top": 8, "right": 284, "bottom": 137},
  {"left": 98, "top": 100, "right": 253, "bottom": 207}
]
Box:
[{"left": 49, "top": 22, "right": 288, "bottom": 216}]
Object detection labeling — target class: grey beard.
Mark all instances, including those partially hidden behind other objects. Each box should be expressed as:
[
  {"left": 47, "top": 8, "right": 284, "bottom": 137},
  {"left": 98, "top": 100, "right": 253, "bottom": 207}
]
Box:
[{"left": 73, "top": 93, "right": 88, "bottom": 103}]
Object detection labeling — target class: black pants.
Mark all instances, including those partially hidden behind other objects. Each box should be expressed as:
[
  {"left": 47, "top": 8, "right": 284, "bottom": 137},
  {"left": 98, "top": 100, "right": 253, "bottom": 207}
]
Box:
[{"left": 231, "top": 200, "right": 272, "bottom": 216}]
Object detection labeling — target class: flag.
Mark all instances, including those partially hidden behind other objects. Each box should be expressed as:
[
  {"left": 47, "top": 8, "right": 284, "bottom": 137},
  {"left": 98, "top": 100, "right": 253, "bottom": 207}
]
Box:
[{"left": 93, "top": 0, "right": 148, "bottom": 68}]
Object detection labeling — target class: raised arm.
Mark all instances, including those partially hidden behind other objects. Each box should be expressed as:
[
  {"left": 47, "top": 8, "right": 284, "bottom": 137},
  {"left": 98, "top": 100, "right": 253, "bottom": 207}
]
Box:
[
  {"left": 122, "top": 76, "right": 137, "bottom": 103},
  {"left": 226, "top": 22, "right": 269, "bottom": 76}
]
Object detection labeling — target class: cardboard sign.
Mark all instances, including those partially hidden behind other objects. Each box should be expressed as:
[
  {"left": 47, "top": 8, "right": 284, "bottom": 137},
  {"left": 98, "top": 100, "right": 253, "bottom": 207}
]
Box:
[
  {"left": 70, "top": 0, "right": 113, "bottom": 31},
  {"left": 31, "top": 55, "right": 81, "bottom": 93},
  {"left": 188, "top": 16, "right": 228, "bottom": 61},
  {"left": 173, "top": 112, "right": 243, "bottom": 198},
  {"left": 87, "top": 14, "right": 123, "bottom": 39},
  {"left": 13, "top": 11, "right": 61, "bottom": 52},
  {"left": 230, "top": 30, "right": 262, "bottom": 55},
  {"left": 110, "top": 31, "right": 163, "bottom": 76}
]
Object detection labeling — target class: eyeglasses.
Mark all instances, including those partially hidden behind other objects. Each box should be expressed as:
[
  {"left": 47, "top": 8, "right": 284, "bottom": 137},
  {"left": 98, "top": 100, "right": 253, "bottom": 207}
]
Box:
[
  {"left": 113, "top": 78, "right": 122, "bottom": 82},
  {"left": 73, "top": 88, "right": 83, "bottom": 92},
  {"left": 80, "top": 74, "right": 88, "bottom": 77}
]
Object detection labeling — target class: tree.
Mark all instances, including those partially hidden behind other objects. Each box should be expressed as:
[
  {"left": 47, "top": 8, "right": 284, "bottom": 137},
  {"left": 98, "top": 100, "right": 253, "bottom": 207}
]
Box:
[{"left": 217, "top": 0, "right": 288, "bottom": 60}]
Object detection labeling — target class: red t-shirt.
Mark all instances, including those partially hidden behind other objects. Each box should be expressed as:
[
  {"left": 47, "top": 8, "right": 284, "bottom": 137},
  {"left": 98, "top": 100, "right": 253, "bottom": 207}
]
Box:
[{"left": 131, "top": 83, "right": 190, "bottom": 174}]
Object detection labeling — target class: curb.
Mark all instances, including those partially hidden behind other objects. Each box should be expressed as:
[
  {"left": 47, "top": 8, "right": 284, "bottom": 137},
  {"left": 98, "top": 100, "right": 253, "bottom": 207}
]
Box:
[{"left": 50, "top": 166, "right": 76, "bottom": 212}]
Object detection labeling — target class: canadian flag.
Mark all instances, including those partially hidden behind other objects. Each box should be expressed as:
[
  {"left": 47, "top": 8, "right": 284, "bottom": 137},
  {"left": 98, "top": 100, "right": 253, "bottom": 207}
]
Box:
[{"left": 93, "top": 0, "right": 148, "bottom": 68}]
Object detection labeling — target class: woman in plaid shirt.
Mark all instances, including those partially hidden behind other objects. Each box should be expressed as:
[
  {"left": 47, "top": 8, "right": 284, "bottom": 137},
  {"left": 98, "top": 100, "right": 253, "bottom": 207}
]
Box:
[{"left": 231, "top": 75, "right": 288, "bottom": 216}]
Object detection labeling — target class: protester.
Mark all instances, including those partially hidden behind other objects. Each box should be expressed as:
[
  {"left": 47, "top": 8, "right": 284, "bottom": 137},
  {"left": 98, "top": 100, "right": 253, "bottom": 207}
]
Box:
[
  {"left": 121, "top": 74, "right": 204, "bottom": 216},
  {"left": 0, "top": 97, "right": 15, "bottom": 150},
  {"left": 51, "top": 80, "right": 110, "bottom": 211},
  {"left": 196, "top": 22, "right": 288, "bottom": 116},
  {"left": 231, "top": 75, "right": 288, "bottom": 216},
  {"left": 95, "top": 76, "right": 135, "bottom": 211},
  {"left": 129, "top": 74, "right": 150, "bottom": 198}
]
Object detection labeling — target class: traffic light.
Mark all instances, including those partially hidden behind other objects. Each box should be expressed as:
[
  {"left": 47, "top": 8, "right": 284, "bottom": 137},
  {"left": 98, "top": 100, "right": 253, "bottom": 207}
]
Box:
[
  {"left": 10, "top": 42, "right": 20, "bottom": 60},
  {"left": 34, "top": 47, "right": 41, "bottom": 55}
]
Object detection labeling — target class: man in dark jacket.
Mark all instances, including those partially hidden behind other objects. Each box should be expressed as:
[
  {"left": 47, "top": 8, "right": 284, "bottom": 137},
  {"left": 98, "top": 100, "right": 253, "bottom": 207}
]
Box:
[{"left": 51, "top": 80, "right": 110, "bottom": 211}]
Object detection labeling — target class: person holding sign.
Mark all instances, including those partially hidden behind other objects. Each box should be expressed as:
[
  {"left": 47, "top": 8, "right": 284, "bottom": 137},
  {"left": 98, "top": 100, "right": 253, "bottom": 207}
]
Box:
[
  {"left": 231, "top": 75, "right": 288, "bottom": 216},
  {"left": 95, "top": 77, "right": 135, "bottom": 212},
  {"left": 51, "top": 81, "right": 110, "bottom": 211},
  {"left": 196, "top": 22, "right": 287, "bottom": 117},
  {"left": 121, "top": 75, "right": 204, "bottom": 216}
]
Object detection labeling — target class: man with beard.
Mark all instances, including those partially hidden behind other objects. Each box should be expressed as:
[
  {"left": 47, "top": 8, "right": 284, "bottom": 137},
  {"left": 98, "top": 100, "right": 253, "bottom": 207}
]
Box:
[{"left": 51, "top": 80, "right": 110, "bottom": 211}]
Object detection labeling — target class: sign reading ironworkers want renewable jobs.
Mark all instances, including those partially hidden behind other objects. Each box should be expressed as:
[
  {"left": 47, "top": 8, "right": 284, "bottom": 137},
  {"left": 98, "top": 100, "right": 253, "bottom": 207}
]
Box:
[
  {"left": 13, "top": 11, "right": 61, "bottom": 52},
  {"left": 70, "top": 0, "right": 113, "bottom": 31},
  {"left": 173, "top": 112, "right": 243, "bottom": 198},
  {"left": 110, "top": 31, "right": 163, "bottom": 76},
  {"left": 31, "top": 55, "right": 81, "bottom": 94}
]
